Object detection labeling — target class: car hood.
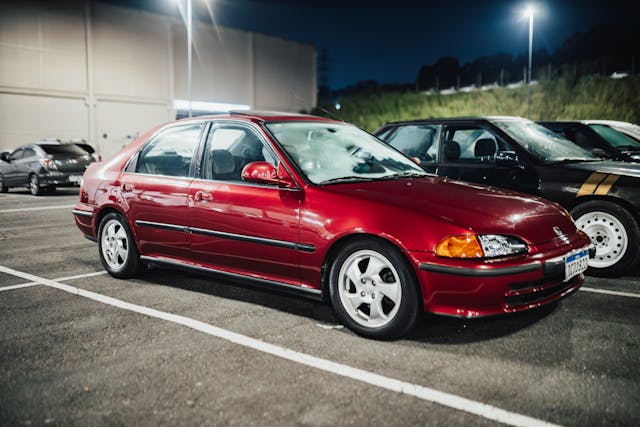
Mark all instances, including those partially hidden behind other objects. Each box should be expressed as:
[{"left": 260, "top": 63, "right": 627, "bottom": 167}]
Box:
[
  {"left": 324, "top": 176, "right": 577, "bottom": 244},
  {"left": 562, "top": 160, "right": 640, "bottom": 178}
]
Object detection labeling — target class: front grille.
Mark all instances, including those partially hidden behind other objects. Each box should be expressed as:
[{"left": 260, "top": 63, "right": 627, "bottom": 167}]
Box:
[{"left": 505, "top": 275, "right": 580, "bottom": 308}]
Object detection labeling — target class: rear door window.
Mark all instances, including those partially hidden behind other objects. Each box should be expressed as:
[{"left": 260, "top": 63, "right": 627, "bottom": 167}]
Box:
[
  {"left": 135, "top": 124, "right": 204, "bottom": 177},
  {"left": 442, "top": 126, "right": 513, "bottom": 164}
]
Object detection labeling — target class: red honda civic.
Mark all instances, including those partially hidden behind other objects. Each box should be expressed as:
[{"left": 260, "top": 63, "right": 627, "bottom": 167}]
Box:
[{"left": 73, "top": 112, "right": 592, "bottom": 339}]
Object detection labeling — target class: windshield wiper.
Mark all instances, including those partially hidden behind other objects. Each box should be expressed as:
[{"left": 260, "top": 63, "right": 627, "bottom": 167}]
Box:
[
  {"left": 318, "top": 176, "right": 376, "bottom": 185},
  {"left": 378, "top": 171, "right": 428, "bottom": 180}
]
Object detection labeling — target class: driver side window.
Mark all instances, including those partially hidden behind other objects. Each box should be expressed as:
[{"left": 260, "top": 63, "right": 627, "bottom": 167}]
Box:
[
  {"left": 10, "top": 149, "right": 24, "bottom": 161},
  {"left": 202, "top": 124, "right": 278, "bottom": 182}
]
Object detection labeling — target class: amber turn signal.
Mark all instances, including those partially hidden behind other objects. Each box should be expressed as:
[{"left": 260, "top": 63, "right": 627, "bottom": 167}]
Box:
[{"left": 435, "top": 234, "right": 484, "bottom": 258}]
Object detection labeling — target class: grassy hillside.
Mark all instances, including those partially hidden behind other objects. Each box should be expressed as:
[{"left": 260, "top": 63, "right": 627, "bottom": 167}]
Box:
[{"left": 322, "top": 74, "right": 640, "bottom": 132}]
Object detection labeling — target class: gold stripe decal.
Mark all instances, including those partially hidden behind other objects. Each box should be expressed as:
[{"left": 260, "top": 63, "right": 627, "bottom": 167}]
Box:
[
  {"left": 577, "top": 172, "right": 608, "bottom": 197},
  {"left": 594, "top": 173, "right": 620, "bottom": 195}
]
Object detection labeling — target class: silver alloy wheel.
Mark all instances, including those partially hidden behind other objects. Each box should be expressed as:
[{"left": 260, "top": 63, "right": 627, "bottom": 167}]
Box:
[
  {"left": 101, "top": 219, "right": 130, "bottom": 271},
  {"left": 575, "top": 210, "right": 628, "bottom": 269},
  {"left": 337, "top": 249, "right": 402, "bottom": 328}
]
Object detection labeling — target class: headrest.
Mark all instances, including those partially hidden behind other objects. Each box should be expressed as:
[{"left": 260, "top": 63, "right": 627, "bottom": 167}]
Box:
[
  {"left": 212, "top": 149, "right": 235, "bottom": 175},
  {"left": 474, "top": 138, "right": 496, "bottom": 157},
  {"left": 444, "top": 140, "right": 461, "bottom": 161}
]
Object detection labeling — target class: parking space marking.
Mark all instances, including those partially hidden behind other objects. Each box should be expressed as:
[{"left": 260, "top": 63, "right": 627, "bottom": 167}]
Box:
[
  {"left": 0, "top": 204, "right": 75, "bottom": 214},
  {"left": 0, "top": 271, "right": 106, "bottom": 292},
  {"left": 580, "top": 287, "right": 640, "bottom": 299},
  {"left": 0, "top": 264, "right": 557, "bottom": 427}
]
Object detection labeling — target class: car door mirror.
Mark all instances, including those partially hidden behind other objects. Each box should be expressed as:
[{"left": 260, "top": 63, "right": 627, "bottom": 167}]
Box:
[
  {"left": 591, "top": 148, "right": 609, "bottom": 158},
  {"left": 0, "top": 152, "right": 10, "bottom": 163},
  {"left": 241, "top": 161, "right": 296, "bottom": 188},
  {"left": 495, "top": 151, "right": 523, "bottom": 169}
]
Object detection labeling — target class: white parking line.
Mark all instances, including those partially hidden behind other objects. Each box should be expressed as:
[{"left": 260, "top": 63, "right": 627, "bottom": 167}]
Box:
[
  {"left": 0, "top": 204, "right": 75, "bottom": 213},
  {"left": 0, "top": 264, "right": 557, "bottom": 427},
  {"left": 580, "top": 287, "right": 640, "bottom": 299},
  {"left": 0, "top": 271, "right": 106, "bottom": 292}
]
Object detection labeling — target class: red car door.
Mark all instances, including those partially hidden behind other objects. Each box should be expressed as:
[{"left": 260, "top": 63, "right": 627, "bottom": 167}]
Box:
[
  {"left": 188, "top": 122, "right": 303, "bottom": 286},
  {"left": 119, "top": 122, "right": 204, "bottom": 260}
]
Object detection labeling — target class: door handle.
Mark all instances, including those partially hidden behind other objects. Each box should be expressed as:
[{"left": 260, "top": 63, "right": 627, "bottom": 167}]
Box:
[
  {"left": 194, "top": 191, "right": 213, "bottom": 202},
  {"left": 122, "top": 183, "right": 134, "bottom": 192}
]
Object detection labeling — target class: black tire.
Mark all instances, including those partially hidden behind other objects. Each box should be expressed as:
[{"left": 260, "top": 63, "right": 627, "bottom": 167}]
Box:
[
  {"left": 571, "top": 200, "right": 640, "bottom": 277},
  {"left": 328, "top": 238, "right": 420, "bottom": 340},
  {"left": 97, "top": 212, "right": 144, "bottom": 279},
  {"left": 47, "top": 186, "right": 56, "bottom": 194},
  {"left": 29, "top": 174, "right": 45, "bottom": 196},
  {"left": 0, "top": 174, "right": 7, "bottom": 193}
]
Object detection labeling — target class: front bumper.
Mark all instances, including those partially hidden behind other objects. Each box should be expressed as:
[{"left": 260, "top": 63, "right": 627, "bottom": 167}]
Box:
[{"left": 410, "top": 233, "right": 593, "bottom": 318}]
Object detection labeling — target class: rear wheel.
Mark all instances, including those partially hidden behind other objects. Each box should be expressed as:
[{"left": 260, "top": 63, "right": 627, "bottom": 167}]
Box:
[
  {"left": 572, "top": 201, "right": 640, "bottom": 277},
  {"left": 98, "top": 212, "right": 144, "bottom": 278},
  {"left": 29, "top": 174, "right": 45, "bottom": 196},
  {"left": 328, "top": 238, "right": 419, "bottom": 340}
]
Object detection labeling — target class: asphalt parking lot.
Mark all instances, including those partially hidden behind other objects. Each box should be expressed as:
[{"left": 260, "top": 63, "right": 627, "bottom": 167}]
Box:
[{"left": 1, "top": 189, "right": 639, "bottom": 427}]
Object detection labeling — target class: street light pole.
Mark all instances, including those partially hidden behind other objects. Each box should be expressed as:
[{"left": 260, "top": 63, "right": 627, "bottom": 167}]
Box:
[
  {"left": 187, "top": 0, "right": 192, "bottom": 118},
  {"left": 527, "top": 8, "right": 534, "bottom": 119}
]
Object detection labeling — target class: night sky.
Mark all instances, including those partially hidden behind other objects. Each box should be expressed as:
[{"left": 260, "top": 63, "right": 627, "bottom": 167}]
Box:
[{"left": 125, "top": 0, "right": 640, "bottom": 89}]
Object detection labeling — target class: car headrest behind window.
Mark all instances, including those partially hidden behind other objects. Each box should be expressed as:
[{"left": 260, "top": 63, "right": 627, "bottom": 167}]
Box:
[
  {"left": 474, "top": 138, "right": 497, "bottom": 158},
  {"left": 211, "top": 149, "right": 235, "bottom": 176},
  {"left": 444, "top": 140, "right": 461, "bottom": 161}
]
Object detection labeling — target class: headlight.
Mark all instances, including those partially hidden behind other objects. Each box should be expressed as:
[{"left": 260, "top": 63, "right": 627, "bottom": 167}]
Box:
[
  {"left": 436, "top": 234, "right": 527, "bottom": 258},
  {"left": 477, "top": 234, "right": 528, "bottom": 258}
]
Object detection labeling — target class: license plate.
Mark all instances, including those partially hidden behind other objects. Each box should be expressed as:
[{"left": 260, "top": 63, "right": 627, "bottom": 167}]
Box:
[
  {"left": 564, "top": 249, "right": 589, "bottom": 281},
  {"left": 69, "top": 175, "right": 82, "bottom": 183}
]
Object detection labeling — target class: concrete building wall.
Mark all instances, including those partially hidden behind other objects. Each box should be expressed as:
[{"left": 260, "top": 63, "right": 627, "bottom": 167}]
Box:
[{"left": 0, "top": 0, "right": 316, "bottom": 159}]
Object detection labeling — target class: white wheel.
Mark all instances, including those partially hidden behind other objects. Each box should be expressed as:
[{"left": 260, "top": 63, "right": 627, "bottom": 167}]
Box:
[
  {"left": 100, "top": 218, "right": 130, "bottom": 271},
  {"left": 575, "top": 211, "right": 628, "bottom": 269},
  {"left": 337, "top": 249, "right": 403, "bottom": 329}
]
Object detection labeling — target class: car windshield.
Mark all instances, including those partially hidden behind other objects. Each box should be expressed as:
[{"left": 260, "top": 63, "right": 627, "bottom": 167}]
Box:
[
  {"left": 39, "top": 144, "right": 88, "bottom": 155},
  {"left": 265, "top": 122, "right": 427, "bottom": 184},
  {"left": 494, "top": 119, "right": 599, "bottom": 164},
  {"left": 588, "top": 124, "right": 640, "bottom": 151}
]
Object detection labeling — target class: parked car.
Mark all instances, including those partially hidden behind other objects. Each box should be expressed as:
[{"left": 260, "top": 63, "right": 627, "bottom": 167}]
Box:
[
  {"left": 0, "top": 143, "right": 94, "bottom": 195},
  {"left": 73, "top": 112, "right": 592, "bottom": 339},
  {"left": 539, "top": 121, "right": 640, "bottom": 162},
  {"left": 375, "top": 116, "right": 640, "bottom": 277}
]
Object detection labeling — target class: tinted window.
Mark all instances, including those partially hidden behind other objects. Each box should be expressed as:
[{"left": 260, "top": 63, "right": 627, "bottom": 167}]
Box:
[
  {"left": 442, "top": 126, "right": 512, "bottom": 164},
  {"left": 386, "top": 125, "right": 440, "bottom": 163},
  {"left": 136, "top": 124, "right": 203, "bottom": 177},
  {"left": 589, "top": 124, "right": 640, "bottom": 150},
  {"left": 202, "top": 124, "right": 278, "bottom": 181},
  {"left": 40, "top": 144, "right": 87, "bottom": 155}
]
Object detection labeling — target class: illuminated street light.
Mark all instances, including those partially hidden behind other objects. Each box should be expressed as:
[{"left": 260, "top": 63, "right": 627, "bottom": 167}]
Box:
[{"left": 523, "top": 4, "right": 535, "bottom": 119}]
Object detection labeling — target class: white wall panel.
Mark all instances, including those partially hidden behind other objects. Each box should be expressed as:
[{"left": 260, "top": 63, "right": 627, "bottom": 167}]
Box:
[
  {"left": 95, "top": 101, "right": 171, "bottom": 160},
  {"left": 0, "top": 93, "right": 87, "bottom": 152}
]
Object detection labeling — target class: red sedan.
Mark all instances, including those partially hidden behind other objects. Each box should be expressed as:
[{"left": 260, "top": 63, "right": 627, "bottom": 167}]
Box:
[{"left": 73, "top": 112, "right": 592, "bottom": 339}]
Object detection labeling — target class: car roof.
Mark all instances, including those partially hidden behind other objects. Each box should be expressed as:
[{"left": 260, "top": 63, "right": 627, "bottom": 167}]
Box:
[
  {"left": 382, "top": 115, "right": 532, "bottom": 126},
  {"left": 173, "top": 110, "right": 341, "bottom": 125}
]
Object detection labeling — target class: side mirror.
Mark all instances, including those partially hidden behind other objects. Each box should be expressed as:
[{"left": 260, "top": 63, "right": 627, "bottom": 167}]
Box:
[
  {"left": 495, "top": 151, "right": 523, "bottom": 169},
  {"left": 241, "top": 161, "right": 296, "bottom": 188},
  {"left": 0, "top": 152, "right": 10, "bottom": 163}
]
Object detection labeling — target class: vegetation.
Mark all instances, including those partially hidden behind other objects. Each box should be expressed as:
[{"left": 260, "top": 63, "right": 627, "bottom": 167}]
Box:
[{"left": 317, "top": 74, "right": 640, "bottom": 132}]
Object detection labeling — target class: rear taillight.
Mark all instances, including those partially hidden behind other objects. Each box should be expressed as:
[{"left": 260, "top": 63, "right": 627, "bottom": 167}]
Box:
[{"left": 39, "top": 159, "right": 58, "bottom": 170}]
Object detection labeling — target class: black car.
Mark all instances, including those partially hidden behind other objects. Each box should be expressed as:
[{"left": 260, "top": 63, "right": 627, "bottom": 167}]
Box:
[
  {"left": 539, "top": 121, "right": 640, "bottom": 163},
  {"left": 374, "top": 116, "right": 640, "bottom": 277},
  {"left": 0, "top": 143, "right": 94, "bottom": 195}
]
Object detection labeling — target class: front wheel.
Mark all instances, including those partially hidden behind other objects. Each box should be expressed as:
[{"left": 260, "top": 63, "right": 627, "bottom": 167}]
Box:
[
  {"left": 98, "top": 212, "right": 143, "bottom": 278},
  {"left": 0, "top": 174, "right": 8, "bottom": 193},
  {"left": 328, "top": 239, "right": 420, "bottom": 340},
  {"left": 572, "top": 201, "right": 640, "bottom": 277}
]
